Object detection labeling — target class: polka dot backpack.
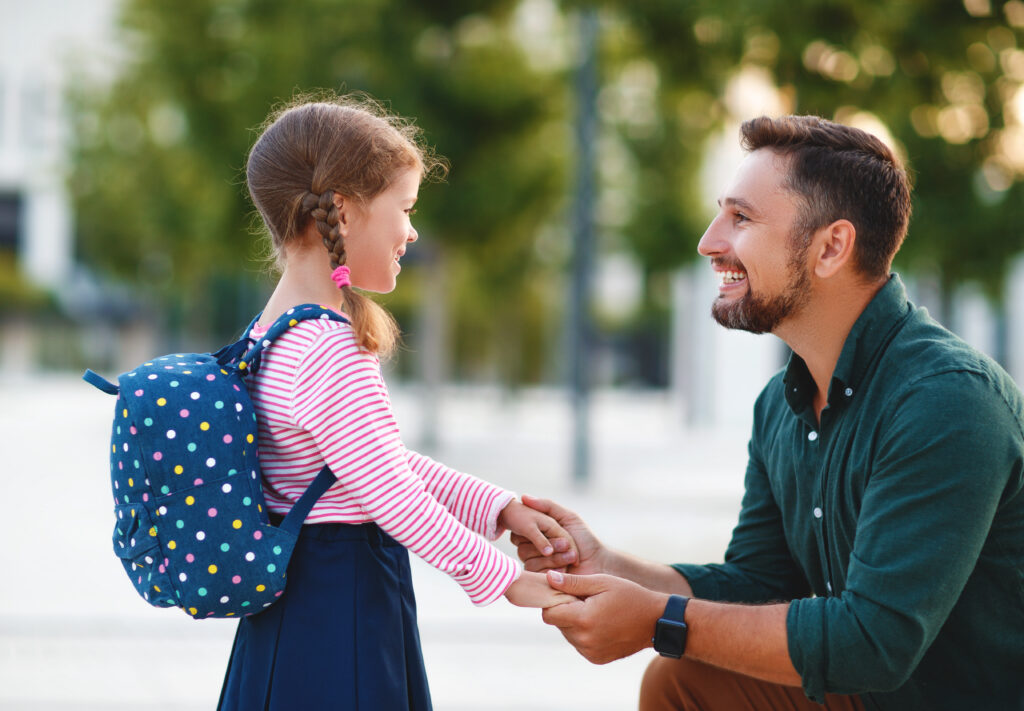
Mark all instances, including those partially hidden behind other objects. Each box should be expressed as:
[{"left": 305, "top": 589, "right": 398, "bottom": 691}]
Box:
[{"left": 83, "top": 304, "right": 347, "bottom": 619}]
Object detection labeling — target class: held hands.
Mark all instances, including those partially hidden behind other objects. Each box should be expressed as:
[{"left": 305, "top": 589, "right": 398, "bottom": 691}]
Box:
[
  {"left": 499, "top": 498, "right": 582, "bottom": 608},
  {"left": 509, "top": 495, "right": 607, "bottom": 575},
  {"left": 507, "top": 496, "right": 672, "bottom": 665},
  {"left": 504, "top": 570, "right": 578, "bottom": 609},
  {"left": 541, "top": 571, "right": 667, "bottom": 664},
  {"left": 498, "top": 497, "right": 580, "bottom": 570}
]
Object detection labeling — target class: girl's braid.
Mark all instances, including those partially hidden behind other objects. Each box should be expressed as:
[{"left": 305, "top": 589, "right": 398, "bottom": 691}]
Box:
[{"left": 306, "top": 190, "right": 346, "bottom": 269}]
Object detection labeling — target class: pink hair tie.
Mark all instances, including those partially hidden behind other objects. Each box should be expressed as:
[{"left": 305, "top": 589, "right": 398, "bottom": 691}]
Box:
[{"left": 331, "top": 265, "right": 351, "bottom": 289}]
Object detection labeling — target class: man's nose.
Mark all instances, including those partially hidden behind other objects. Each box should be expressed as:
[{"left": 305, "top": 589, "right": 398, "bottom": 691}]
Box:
[{"left": 697, "top": 214, "right": 727, "bottom": 257}]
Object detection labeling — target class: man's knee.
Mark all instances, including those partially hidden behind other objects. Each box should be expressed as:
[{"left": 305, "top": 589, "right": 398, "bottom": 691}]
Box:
[{"left": 639, "top": 655, "right": 706, "bottom": 711}]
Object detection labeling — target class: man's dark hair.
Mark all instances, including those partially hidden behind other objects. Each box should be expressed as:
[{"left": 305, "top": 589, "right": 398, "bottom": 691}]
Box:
[{"left": 740, "top": 115, "right": 912, "bottom": 280}]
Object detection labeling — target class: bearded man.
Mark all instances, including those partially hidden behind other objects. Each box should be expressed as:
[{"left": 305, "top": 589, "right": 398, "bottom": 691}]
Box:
[{"left": 515, "top": 116, "right": 1024, "bottom": 711}]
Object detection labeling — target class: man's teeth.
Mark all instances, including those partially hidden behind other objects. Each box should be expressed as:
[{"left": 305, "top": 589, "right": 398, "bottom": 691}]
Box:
[{"left": 719, "top": 270, "right": 746, "bottom": 284}]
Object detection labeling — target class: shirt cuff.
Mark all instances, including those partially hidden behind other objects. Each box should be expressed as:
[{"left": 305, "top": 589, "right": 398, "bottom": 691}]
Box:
[
  {"left": 456, "top": 548, "right": 522, "bottom": 607},
  {"left": 484, "top": 489, "right": 518, "bottom": 541},
  {"left": 787, "top": 597, "right": 827, "bottom": 703},
  {"left": 671, "top": 563, "right": 725, "bottom": 599}
]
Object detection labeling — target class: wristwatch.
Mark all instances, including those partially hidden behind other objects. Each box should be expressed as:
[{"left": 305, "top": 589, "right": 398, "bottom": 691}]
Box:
[{"left": 652, "top": 594, "right": 689, "bottom": 658}]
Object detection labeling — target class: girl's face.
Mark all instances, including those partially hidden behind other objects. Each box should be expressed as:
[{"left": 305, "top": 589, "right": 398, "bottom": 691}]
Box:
[{"left": 339, "top": 168, "right": 421, "bottom": 293}]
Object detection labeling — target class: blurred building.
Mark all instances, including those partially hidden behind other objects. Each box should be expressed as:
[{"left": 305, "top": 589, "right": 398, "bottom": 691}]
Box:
[{"left": 0, "top": 0, "right": 118, "bottom": 290}]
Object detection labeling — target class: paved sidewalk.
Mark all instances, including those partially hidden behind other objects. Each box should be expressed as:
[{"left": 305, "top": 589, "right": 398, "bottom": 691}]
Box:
[{"left": 1, "top": 374, "right": 750, "bottom": 710}]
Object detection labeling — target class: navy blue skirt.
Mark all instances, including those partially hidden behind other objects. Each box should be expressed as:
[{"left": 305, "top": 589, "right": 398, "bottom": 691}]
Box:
[{"left": 218, "top": 521, "right": 432, "bottom": 710}]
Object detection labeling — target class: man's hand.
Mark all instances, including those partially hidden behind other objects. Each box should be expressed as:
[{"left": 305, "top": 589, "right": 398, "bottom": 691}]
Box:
[
  {"left": 503, "top": 570, "right": 579, "bottom": 609},
  {"left": 541, "top": 570, "right": 668, "bottom": 664},
  {"left": 510, "top": 495, "right": 607, "bottom": 574}
]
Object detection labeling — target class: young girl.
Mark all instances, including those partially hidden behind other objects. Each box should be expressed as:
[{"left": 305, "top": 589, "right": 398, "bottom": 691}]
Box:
[{"left": 217, "top": 95, "right": 576, "bottom": 711}]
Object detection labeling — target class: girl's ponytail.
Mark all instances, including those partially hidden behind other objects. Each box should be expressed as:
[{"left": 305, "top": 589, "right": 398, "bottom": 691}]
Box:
[
  {"left": 306, "top": 189, "right": 399, "bottom": 358},
  {"left": 338, "top": 287, "right": 399, "bottom": 358}
]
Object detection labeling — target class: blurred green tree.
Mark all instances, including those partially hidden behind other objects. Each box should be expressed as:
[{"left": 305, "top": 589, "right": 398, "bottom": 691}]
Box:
[
  {"left": 606, "top": 0, "right": 1024, "bottom": 302},
  {"left": 68, "top": 0, "right": 569, "bottom": 383},
  {"left": 69, "top": 0, "right": 1024, "bottom": 383}
]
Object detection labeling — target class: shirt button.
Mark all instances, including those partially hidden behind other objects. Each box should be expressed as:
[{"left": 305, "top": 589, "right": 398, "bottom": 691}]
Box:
[
  {"left": 844, "top": 387, "right": 853, "bottom": 397},
  {"left": 808, "top": 431, "right": 818, "bottom": 442},
  {"left": 813, "top": 507, "right": 823, "bottom": 519}
]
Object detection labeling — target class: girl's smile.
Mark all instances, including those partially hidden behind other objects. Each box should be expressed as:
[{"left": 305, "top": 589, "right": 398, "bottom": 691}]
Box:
[{"left": 335, "top": 168, "right": 421, "bottom": 294}]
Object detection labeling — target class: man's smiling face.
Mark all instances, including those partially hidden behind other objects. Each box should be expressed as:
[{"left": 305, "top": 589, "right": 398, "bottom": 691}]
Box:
[{"left": 697, "top": 148, "right": 813, "bottom": 335}]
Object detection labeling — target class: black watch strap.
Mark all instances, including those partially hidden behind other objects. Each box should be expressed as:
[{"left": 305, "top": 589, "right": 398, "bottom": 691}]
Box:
[
  {"left": 652, "top": 594, "right": 689, "bottom": 659},
  {"left": 663, "top": 594, "right": 687, "bottom": 622}
]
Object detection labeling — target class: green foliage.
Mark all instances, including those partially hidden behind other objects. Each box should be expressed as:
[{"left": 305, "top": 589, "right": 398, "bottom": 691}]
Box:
[
  {"left": 0, "top": 254, "right": 55, "bottom": 316},
  {"left": 68, "top": 0, "right": 1024, "bottom": 382},
  {"left": 69, "top": 0, "right": 568, "bottom": 371},
  {"left": 605, "top": 0, "right": 1024, "bottom": 298}
]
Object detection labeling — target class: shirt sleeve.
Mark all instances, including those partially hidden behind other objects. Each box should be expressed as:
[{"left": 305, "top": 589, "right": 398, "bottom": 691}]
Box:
[
  {"left": 673, "top": 432, "right": 812, "bottom": 603},
  {"left": 788, "top": 370, "right": 1020, "bottom": 701},
  {"left": 290, "top": 328, "right": 521, "bottom": 606},
  {"left": 404, "top": 449, "right": 517, "bottom": 541}
]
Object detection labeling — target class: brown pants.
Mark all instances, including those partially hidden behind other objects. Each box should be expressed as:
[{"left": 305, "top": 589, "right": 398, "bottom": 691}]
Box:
[{"left": 640, "top": 656, "right": 864, "bottom": 711}]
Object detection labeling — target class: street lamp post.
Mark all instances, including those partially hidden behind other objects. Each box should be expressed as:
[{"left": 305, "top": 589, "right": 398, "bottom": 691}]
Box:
[{"left": 569, "top": 7, "right": 598, "bottom": 488}]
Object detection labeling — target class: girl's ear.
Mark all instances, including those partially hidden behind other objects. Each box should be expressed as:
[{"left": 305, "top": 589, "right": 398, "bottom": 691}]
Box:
[{"left": 331, "top": 192, "right": 351, "bottom": 235}]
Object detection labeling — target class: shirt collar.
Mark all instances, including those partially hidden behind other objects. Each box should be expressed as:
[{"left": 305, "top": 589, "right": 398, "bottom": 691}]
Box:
[{"left": 783, "top": 273, "right": 913, "bottom": 415}]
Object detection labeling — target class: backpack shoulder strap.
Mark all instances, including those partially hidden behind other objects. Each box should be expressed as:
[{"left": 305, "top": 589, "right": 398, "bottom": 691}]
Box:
[
  {"left": 278, "top": 465, "right": 338, "bottom": 535},
  {"left": 241, "top": 304, "right": 347, "bottom": 522},
  {"left": 240, "top": 304, "right": 350, "bottom": 376}
]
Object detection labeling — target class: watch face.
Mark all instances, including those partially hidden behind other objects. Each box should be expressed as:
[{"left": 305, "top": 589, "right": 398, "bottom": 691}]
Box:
[{"left": 654, "top": 618, "right": 687, "bottom": 658}]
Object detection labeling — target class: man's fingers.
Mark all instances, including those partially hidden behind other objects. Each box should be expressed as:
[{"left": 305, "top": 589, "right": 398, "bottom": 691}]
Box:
[
  {"left": 537, "top": 521, "right": 576, "bottom": 551},
  {"left": 550, "top": 549, "right": 577, "bottom": 566},
  {"left": 524, "top": 555, "right": 574, "bottom": 573},
  {"left": 516, "top": 541, "right": 576, "bottom": 568},
  {"left": 513, "top": 533, "right": 576, "bottom": 570},
  {"left": 546, "top": 570, "right": 606, "bottom": 598},
  {"left": 522, "top": 494, "right": 576, "bottom": 524},
  {"left": 542, "top": 598, "right": 585, "bottom": 627},
  {"left": 514, "top": 540, "right": 540, "bottom": 558}
]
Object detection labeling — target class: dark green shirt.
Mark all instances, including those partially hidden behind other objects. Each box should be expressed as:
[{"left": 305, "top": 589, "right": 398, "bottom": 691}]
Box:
[{"left": 675, "top": 275, "right": 1024, "bottom": 710}]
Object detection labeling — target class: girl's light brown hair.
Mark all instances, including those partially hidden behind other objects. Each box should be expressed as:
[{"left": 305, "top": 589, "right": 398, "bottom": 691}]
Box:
[{"left": 246, "top": 93, "right": 445, "bottom": 357}]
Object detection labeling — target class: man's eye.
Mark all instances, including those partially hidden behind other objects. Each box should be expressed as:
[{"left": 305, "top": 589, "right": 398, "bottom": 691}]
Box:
[{"left": 734, "top": 212, "right": 749, "bottom": 223}]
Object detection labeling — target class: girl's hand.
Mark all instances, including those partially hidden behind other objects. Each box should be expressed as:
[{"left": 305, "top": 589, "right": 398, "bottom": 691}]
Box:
[
  {"left": 504, "top": 570, "right": 579, "bottom": 608},
  {"left": 510, "top": 495, "right": 607, "bottom": 575},
  {"left": 498, "top": 499, "right": 579, "bottom": 568}
]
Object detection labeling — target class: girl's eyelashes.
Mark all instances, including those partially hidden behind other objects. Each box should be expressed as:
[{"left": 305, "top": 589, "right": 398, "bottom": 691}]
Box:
[{"left": 405, "top": 208, "right": 417, "bottom": 215}]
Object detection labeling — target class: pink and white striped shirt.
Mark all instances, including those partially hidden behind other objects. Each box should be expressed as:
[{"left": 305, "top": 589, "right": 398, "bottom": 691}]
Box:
[{"left": 247, "top": 313, "right": 521, "bottom": 606}]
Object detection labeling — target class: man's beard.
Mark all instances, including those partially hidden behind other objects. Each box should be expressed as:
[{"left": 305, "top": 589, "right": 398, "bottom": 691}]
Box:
[{"left": 711, "top": 242, "right": 811, "bottom": 334}]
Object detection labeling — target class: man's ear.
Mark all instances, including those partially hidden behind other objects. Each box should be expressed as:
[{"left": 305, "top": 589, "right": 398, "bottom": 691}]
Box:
[{"left": 812, "top": 219, "right": 856, "bottom": 279}]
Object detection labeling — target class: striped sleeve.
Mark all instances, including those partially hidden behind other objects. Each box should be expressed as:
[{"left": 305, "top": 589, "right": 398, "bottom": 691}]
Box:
[
  {"left": 405, "top": 450, "right": 517, "bottom": 541},
  {"left": 290, "top": 326, "right": 520, "bottom": 606}
]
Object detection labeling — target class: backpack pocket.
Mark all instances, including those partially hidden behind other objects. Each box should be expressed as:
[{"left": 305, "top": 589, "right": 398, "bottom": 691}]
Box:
[
  {"left": 156, "top": 483, "right": 296, "bottom": 618},
  {"left": 112, "top": 503, "right": 177, "bottom": 608}
]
